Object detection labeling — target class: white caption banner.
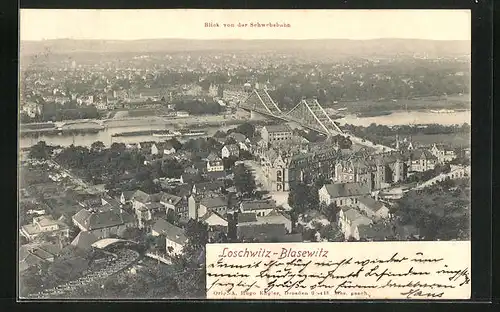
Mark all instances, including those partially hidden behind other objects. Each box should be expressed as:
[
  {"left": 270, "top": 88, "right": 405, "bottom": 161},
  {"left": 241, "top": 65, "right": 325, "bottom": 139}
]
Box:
[{"left": 206, "top": 241, "right": 471, "bottom": 300}]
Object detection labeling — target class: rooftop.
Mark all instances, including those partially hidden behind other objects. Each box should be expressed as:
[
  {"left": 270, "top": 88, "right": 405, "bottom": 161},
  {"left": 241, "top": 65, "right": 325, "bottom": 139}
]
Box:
[
  {"left": 263, "top": 124, "right": 292, "bottom": 133},
  {"left": 323, "top": 182, "right": 370, "bottom": 198},
  {"left": 200, "top": 196, "right": 228, "bottom": 209},
  {"left": 358, "top": 196, "right": 385, "bottom": 212},
  {"left": 358, "top": 223, "right": 394, "bottom": 241},
  {"left": 240, "top": 199, "right": 277, "bottom": 212},
  {"left": 343, "top": 208, "right": 372, "bottom": 226},
  {"left": 72, "top": 208, "right": 135, "bottom": 231},
  {"left": 237, "top": 223, "right": 287, "bottom": 242}
]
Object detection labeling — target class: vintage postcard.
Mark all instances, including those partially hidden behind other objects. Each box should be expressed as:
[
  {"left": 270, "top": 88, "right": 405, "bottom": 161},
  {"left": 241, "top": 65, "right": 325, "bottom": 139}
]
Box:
[{"left": 18, "top": 9, "right": 471, "bottom": 300}]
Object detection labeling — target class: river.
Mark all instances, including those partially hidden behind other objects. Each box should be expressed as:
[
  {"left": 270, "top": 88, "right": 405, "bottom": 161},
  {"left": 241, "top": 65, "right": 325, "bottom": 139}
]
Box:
[
  {"left": 19, "top": 110, "right": 471, "bottom": 149},
  {"left": 19, "top": 124, "right": 233, "bottom": 149}
]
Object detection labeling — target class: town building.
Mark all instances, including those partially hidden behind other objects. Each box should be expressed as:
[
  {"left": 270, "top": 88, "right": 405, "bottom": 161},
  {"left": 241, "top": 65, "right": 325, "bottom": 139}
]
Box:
[
  {"left": 159, "top": 193, "right": 185, "bottom": 216},
  {"left": 357, "top": 223, "right": 395, "bottom": 241},
  {"left": 430, "top": 143, "right": 457, "bottom": 164},
  {"left": 188, "top": 195, "right": 228, "bottom": 220},
  {"left": 70, "top": 231, "right": 99, "bottom": 251},
  {"left": 206, "top": 152, "right": 224, "bottom": 172},
  {"left": 260, "top": 124, "right": 293, "bottom": 145},
  {"left": 19, "top": 242, "right": 63, "bottom": 272},
  {"left": 260, "top": 148, "right": 293, "bottom": 192},
  {"left": 200, "top": 210, "right": 229, "bottom": 231},
  {"left": 406, "top": 149, "right": 438, "bottom": 172},
  {"left": 20, "top": 215, "right": 70, "bottom": 242},
  {"left": 239, "top": 199, "right": 277, "bottom": 217},
  {"left": 356, "top": 196, "right": 390, "bottom": 220},
  {"left": 21, "top": 102, "right": 43, "bottom": 118},
  {"left": 72, "top": 209, "right": 136, "bottom": 239},
  {"left": 152, "top": 142, "right": 177, "bottom": 156},
  {"left": 337, "top": 207, "right": 372, "bottom": 240},
  {"left": 221, "top": 144, "right": 240, "bottom": 158},
  {"left": 164, "top": 222, "right": 188, "bottom": 256},
  {"left": 237, "top": 210, "right": 292, "bottom": 233},
  {"left": 334, "top": 152, "right": 407, "bottom": 191},
  {"left": 318, "top": 182, "right": 371, "bottom": 207}
]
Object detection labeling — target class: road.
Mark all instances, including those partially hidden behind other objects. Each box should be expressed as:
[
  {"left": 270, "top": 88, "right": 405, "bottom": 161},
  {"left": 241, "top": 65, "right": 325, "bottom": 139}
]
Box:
[
  {"left": 242, "top": 160, "right": 291, "bottom": 210},
  {"left": 242, "top": 160, "right": 270, "bottom": 191},
  {"left": 47, "top": 159, "right": 102, "bottom": 194},
  {"left": 413, "top": 165, "right": 470, "bottom": 190},
  {"left": 26, "top": 249, "right": 141, "bottom": 299}
]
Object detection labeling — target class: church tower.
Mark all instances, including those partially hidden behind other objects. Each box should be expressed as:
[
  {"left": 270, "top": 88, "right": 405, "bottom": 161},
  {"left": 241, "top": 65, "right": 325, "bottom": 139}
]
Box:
[{"left": 407, "top": 135, "right": 414, "bottom": 150}]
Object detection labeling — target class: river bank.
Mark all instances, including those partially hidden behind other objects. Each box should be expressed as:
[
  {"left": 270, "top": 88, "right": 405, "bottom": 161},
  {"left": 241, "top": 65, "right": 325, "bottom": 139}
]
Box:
[{"left": 19, "top": 109, "right": 471, "bottom": 149}]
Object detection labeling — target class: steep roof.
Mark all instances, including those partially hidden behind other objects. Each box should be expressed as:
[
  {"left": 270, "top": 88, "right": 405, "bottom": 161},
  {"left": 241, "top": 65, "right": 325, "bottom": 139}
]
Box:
[
  {"left": 223, "top": 144, "right": 240, "bottom": 153},
  {"left": 162, "top": 221, "right": 188, "bottom": 245},
  {"left": 200, "top": 210, "right": 228, "bottom": 224},
  {"left": 237, "top": 223, "right": 287, "bottom": 242},
  {"left": 344, "top": 208, "right": 372, "bottom": 226},
  {"left": 151, "top": 218, "right": 171, "bottom": 235},
  {"left": 323, "top": 183, "right": 370, "bottom": 198},
  {"left": 240, "top": 200, "right": 277, "bottom": 212},
  {"left": 132, "top": 190, "right": 162, "bottom": 203},
  {"left": 71, "top": 231, "right": 99, "bottom": 250},
  {"left": 411, "top": 149, "right": 437, "bottom": 160},
  {"left": 206, "top": 171, "right": 227, "bottom": 180},
  {"left": 131, "top": 190, "right": 152, "bottom": 203},
  {"left": 237, "top": 212, "right": 258, "bottom": 223},
  {"left": 358, "top": 196, "right": 386, "bottom": 212},
  {"left": 358, "top": 223, "right": 394, "bottom": 241},
  {"left": 263, "top": 124, "right": 292, "bottom": 133},
  {"left": 200, "top": 196, "right": 228, "bottom": 209},
  {"left": 206, "top": 152, "right": 221, "bottom": 162},
  {"left": 160, "top": 193, "right": 182, "bottom": 206},
  {"left": 241, "top": 212, "right": 291, "bottom": 227},
  {"left": 72, "top": 208, "right": 135, "bottom": 231},
  {"left": 193, "top": 181, "right": 224, "bottom": 193}
]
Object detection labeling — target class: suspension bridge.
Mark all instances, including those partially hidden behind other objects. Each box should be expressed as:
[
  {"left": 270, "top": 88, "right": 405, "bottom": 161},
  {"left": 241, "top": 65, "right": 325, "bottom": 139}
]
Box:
[{"left": 239, "top": 88, "right": 395, "bottom": 153}]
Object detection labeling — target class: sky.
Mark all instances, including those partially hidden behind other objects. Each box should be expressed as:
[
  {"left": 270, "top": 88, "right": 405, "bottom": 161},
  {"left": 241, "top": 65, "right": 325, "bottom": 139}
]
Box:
[{"left": 20, "top": 9, "right": 471, "bottom": 41}]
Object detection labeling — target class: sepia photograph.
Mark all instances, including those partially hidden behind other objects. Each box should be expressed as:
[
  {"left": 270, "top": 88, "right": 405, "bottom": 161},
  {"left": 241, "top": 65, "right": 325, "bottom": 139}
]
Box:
[{"left": 18, "top": 9, "right": 471, "bottom": 300}]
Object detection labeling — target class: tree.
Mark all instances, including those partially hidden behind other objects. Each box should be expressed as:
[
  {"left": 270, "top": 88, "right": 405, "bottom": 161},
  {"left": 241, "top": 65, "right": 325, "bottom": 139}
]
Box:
[
  {"left": 141, "top": 178, "right": 160, "bottom": 194},
  {"left": 213, "top": 130, "right": 227, "bottom": 138},
  {"left": 185, "top": 219, "right": 209, "bottom": 251},
  {"left": 166, "top": 138, "right": 183, "bottom": 151},
  {"left": 90, "top": 141, "right": 105, "bottom": 153},
  {"left": 222, "top": 155, "right": 238, "bottom": 171},
  {"left": 239, "top": 150, "right": 254, "bottom": 161},
  {"left": 224, "top": 137, "right": 237, "bottom": 145},
  {"left": 28, "top": 141, "right": 52, "bottom": 159},
  {"left": 288, "top": 182, "right": 318, "bottom": 215},
  {"left": 166, "top": 209, "right": 180, "bottom": 225},
  {"left": 233, "top": 164, "right": 257, "bottom": 197},
  {"left": 229, "top": 122, "right": 255, "bottom": 139},
  {"left": 321, "top": 202, "right": 340, "bottom": 223},
  {"left": 162, "top": 158, "right": 184, "bottom": 179}
]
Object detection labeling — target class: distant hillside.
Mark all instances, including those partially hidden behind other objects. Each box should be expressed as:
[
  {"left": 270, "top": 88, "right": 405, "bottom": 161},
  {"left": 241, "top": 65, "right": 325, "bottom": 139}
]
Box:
[{"left": 20, "top": 38, "right": 470, "bottom": 58}]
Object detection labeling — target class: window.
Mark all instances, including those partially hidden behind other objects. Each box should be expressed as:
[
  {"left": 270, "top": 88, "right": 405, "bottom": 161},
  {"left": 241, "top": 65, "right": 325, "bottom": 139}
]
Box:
[{"left": 340, "top": 199, "right": 343, "bottom": 205}]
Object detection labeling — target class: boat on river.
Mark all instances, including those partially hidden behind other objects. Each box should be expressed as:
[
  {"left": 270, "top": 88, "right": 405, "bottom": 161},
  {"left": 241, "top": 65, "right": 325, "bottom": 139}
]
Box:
[
  {"left": 178, "top": 129, "right": 206, "bottom": 137},
  {"left": 430, "top": 109, "right": 456, "bottom": 114},
  {"left": 152, "top": 130, "right": 182, "bottom": 137}
]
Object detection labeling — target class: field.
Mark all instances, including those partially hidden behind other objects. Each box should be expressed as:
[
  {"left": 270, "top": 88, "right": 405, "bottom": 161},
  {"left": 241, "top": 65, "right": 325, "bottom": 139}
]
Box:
[
  {"left": 332, "top": 94, "right": 471, "bottom": 114},
  {"left": 410, "top": 133, "right": 471, "bottom": 147},
  {"left": 383, "top": 132, "right": 471, "bottom": 148}
]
